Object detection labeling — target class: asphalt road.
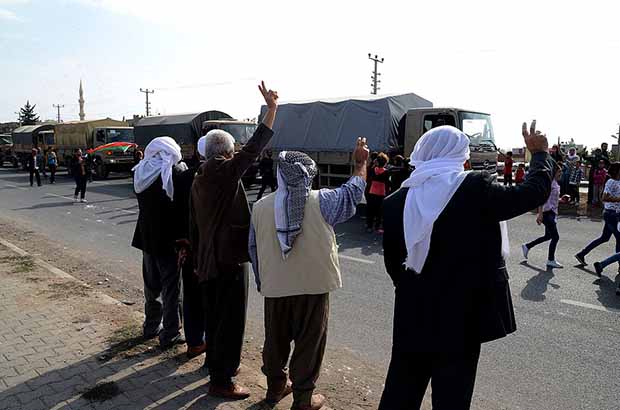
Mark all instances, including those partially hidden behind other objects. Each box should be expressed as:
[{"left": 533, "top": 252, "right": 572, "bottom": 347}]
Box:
[{"left": 0, "top": 167, "right": 618, "bottom": 410}]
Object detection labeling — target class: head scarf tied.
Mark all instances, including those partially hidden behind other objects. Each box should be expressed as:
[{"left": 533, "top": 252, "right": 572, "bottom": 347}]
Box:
[
  {"left": 401, "top": 126, "right": 471, "bottom": 273},
  {"left": 274, "top": 151, "right": 318, "bottom": 258},
  {"left": 197, "top": 135, "right": 207, "bottom": 159},
  {"left": 132, "top": 136, "right": 182, "bottom": 201}
]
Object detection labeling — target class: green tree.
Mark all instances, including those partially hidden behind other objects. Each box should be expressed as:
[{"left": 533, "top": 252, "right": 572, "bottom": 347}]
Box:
[{"left": 18, "top": 101, "right": 40, "bottom": 125}]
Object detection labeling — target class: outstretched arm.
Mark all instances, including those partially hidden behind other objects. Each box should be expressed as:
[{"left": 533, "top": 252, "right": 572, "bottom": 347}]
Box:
[
  {"left": 319, "top": 137, "right": 369, "bottom": 226},
  {"left": 484, "top": 120, "right": 553, "bottom": 222}
]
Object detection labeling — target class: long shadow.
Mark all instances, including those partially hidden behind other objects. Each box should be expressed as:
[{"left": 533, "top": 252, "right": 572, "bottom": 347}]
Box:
[
  {"left": 115, "top": 219, "right": 138, "bottom": 225},
  {"left": 12, "top": 197, "right": 136, "bottom": 211},
  {"left": 520, "top": 261, "right": 560, "bottom": 302},
  {"left": 0, "top": 331, "right": 254, "bottom": 410},
  {"left": 87, "top": 184, "right": 135, "bottom": 200},
  {"left": 594, "top": 273, "right": 620, "bottom": 311}
]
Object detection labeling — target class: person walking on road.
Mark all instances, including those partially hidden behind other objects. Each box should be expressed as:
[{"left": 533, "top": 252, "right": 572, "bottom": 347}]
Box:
[
  {"left": 47, "top": 148, "right": 58, "bottom": 184},
  {"left": 249, "top": 139, "right": 368, "bottom": 410},
  {"left": 503, "top": 151, "right": 514, "bottom": 186},
  {"left": 189, "top": 81, "right": 279, "bottom": 400},
  {"left": 575, "top": 162, "right": 620, "bottom": 267},
  {"left": 379, "top": 121, "right": 553, "bottom": 410},
  {"left": 522, "top": 164, "right": 563, "bottom": 268},
  {"left": 131, "top": 137, "right": 188, "bottom": 350},
  {"left": 366, "top": 152, "right": 390, "bottom": 233},
  {"left": 71, "top": 149, "right": 88, "bottom": 202},
  {"left": 27, "top": 148, "right": 41, "bottom": 187},
  {"left": 256, "top": 150, "right": 276, "bottom": 200}
]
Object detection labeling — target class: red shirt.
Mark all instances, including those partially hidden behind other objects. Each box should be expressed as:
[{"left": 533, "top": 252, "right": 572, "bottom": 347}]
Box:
[
  {"left": 515, "top": 168, "right": 525, "bottom": 183},
  {"left": 504, "top": 157, "right": 513, "bottom": 175}
]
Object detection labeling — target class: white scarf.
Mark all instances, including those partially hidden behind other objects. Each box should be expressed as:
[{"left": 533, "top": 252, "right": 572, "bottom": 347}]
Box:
[
  {"left": 402, "top": 126, "right": 509, "bottom": 273},
  {"left": 132, "top": 137, "right": 182, "bottom": 201}
]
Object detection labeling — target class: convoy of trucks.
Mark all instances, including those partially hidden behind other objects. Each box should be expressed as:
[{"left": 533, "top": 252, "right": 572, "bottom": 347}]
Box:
[{"left": 5, "top": 91, "right": 499, "bottom": 185}]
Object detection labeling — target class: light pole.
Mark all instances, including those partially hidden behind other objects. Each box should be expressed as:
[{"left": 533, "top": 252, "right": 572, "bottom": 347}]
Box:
[
  {"left": 368, "top": 53, "right": 384, "bottom": 95},
  {"left": 611, "top": 124, "right": 620, "bottom": 161}
]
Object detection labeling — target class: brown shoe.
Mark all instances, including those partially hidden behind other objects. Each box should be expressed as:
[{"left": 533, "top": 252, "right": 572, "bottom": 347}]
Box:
[
  {"left": 186, "top": 343, "right": 207, "bottom": 359},
  {"left": 292, "top": 394, "right": 326, "bottom": 410},
  {"left": 266, "top": 380, "right": 293, "bottom": 404},
  {"left": 208, "top": 382, "right": 250, "bottom": 400}
]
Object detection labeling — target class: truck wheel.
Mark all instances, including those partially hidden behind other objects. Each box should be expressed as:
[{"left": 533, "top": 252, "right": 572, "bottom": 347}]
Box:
[
  {"left": 12, "top": 158, "right": 18, "bottom": 168},
  {"left": 96, "top": 163, "right": 109, "bottom": 179}
]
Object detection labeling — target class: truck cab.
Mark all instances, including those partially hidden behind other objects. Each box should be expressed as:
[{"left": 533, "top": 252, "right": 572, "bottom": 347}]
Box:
[
  {"left": 92, "top": 126, "right": 135, "bottom": 178},
  {"left": 202, "top": 119, "right": 260, "bottom": 184},
  {"left": 405, "top": 108, "right": 498, "bottom": 172}
]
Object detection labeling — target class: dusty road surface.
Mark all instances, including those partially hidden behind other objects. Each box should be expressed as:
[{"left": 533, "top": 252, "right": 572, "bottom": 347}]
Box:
[{"left": 0, "top": 167, "right": 619, "bottom": 409}]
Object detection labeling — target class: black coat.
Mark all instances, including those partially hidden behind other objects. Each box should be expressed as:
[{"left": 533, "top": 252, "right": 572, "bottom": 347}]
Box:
[
  {"left": 382, "top": 152, "right": 553, "bottom": 353},
  {"left": 131, "top": 164, "right": 193, "bottom": 255}
]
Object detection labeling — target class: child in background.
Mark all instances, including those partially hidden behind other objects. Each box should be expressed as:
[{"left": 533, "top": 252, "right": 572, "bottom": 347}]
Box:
[
  {"left": 522, "top": 165, "right": 563, "bottom": 268},
  {"left": 366, "top": 153, "right": 390, "bottom": 234},
  {"left": 515, "top": 163, "right": 526, "bottom": 184},
  {"left": 568, "top": 160, "right": 584, "bottom": 205},
  {"left": 592, "top": 160, "right": 608, "bottom": 207},
  {"left": 504, "top": 151, "right": 514, "bottom": 186}
]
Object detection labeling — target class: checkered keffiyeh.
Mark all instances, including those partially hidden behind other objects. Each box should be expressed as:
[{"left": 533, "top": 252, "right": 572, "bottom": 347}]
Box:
[{"left": 274, "top": 151, "right": 318, "bottom": 258}]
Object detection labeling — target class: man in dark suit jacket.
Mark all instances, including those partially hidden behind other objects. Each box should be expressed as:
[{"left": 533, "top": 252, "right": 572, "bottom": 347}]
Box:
[
  {"left": 26, "top": 148, "right": 41, "bottom": 187},
  {"left": 379, "top": 121, "right": 553, "bottom": 409}
]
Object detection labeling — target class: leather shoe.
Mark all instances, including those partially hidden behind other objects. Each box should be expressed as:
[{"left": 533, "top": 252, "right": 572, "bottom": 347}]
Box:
[
  {"left": 292, "top": 394, "right": 326, "bottom": 410},
  {"left": 186, "top": 343, "right": 207, "bottom": 359},
  {"left": 208, "top": 382, "right": 250, "bottom": 400},
  {"left": 266, "top": 380, "right": 292, "bottom": 404}
]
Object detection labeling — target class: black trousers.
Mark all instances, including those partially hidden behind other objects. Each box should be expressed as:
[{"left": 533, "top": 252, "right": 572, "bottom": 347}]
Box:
[
  {"left": 503, "top": 173, "right": 513, "bottom": 186},
  {"left": 257, "top": 177, "right": 276, "bottom": 200},
  {"left": 203, "top": 264, "right": 249, "bottom": 385},
  {"left": 49, "top": 165, "right": 57, "bottom": 184},
  {"left": 379, "top": 346, "right": 481, "bottom": 410},
  {"left": 182, "top": 260, "right": 206, "bottom": 347},
  {"left": 29, "top": 169, "right": 41, "bottom": 186},
  {"left": 74, "top": 176, "right": 87, "bottom": 199},
  {"left": 526, "top": 210, "right": 559, "bottom": 260},
  {"left": 366, "top": 194, "right": 384, "bottom": 229}
]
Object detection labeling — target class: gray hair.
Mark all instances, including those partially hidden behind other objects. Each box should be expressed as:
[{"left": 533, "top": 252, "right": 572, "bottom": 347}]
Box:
[{"left": 203, "top": 129, "right": 235, "bottom": 160}]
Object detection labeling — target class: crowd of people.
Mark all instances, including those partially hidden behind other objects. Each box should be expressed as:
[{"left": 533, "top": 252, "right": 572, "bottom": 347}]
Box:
[{"left": 126, "top": 77, "right": 569, "bottom": 409}]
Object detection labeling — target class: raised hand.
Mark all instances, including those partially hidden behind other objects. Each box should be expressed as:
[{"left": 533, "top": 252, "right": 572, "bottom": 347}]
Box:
[
  {"left": 258, "top": 81, "right": 279, "bottom": 110},
  {"left": 522, "top": 120, "right": 548, "bottom": 154},
  {"left": 353, "top": 137, "right": 370, "bottom": 164}
]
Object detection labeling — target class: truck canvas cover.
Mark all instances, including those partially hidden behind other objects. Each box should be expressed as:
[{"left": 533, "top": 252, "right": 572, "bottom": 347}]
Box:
[
  {"left": 134, "top": 111, "right": 232, "bottom": 147},
  {"left": 11, "top": 124, "right": 55, "bottom": 146},
  {"left": 259, "top": 93, "right": 432, "bottom": 152},
  {"left": 54, "top": 119, "right": 127, "bottom": 147}
]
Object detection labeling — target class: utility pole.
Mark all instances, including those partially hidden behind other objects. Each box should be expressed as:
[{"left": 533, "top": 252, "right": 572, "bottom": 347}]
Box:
[
  {"left": 52, "top": 104, "right": 65, "bottom": 123},
  {"left": 612, "top": 124, "right": 620, "bottom": 161},
  {"left": 139, "top": 88, "right": 154, "bottom": 116},
  {"left": 368, "top": 53, "right": 384, "bottom": 95}
]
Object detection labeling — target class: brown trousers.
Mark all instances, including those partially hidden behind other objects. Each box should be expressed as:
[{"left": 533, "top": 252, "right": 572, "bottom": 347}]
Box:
[{"left": 262, "top": 293, "right": 329, "bottom": 406}]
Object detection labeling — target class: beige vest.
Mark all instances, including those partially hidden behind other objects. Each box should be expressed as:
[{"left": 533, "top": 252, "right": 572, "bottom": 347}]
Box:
[{"left": 252, "top": 191, "right": 342, "bottom": 298}]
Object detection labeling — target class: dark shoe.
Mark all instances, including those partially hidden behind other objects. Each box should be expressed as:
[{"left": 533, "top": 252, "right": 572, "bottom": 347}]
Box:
[
  {"left": 266, "top": 380, "right": 293, "bottom": 404},
  {"left": 575, "top": 253, "right": 586, "bottom": 266},
  {"left": 593, "top": 262, "right": 603, "bottom": 278},
  {"left": 143, "top": 326, "right": 162, "bottom": 340},
  {"left": 186, "top": 342, "right": 207, "bottom": 359},
  {"left": 160, "top": 334, "right": 186, "bottom": 350},
  {"left": 208, "top": 382, "right": 250, "bottom": 400},
  {"left": 292, "top": 394, "right": 326, "bottom": 410}
]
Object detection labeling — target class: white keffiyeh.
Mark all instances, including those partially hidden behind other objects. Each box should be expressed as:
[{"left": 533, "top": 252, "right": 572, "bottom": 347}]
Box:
[
  {"left": 132, "top": 136, "right": 182, "bottom": 201},
  {"left": 274, "top": 151, "right": 318, "bottom": 258},
  {"left": 402, "top": 126, "right": 509, "bottom": 273}
]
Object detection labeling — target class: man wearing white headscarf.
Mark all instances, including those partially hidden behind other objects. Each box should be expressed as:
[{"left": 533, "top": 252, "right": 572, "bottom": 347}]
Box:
[
  {"left": 379, "top": 122, "right": 554, "bottom": 409},
  {"left": 131, "top": 136, "right": 189, "bottom": 350},
  {"left": 249, "top": 138, "right": 368, "bottom": 410}
]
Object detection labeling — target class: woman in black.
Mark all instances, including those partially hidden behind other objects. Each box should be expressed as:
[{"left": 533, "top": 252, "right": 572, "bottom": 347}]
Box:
[{"left": 71, "top": 149, "right": 88, "bottom": 202}]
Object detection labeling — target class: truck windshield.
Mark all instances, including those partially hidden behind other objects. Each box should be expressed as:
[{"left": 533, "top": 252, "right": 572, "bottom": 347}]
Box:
[
  {"left": 460, "top": 112, "right": 496, "bottom": 151},
  {"left": 106, "top": 128, "right": 134, "bottom": 143},
  {"left": 215, "top": 124, "right": 258, "bottom": 145}
]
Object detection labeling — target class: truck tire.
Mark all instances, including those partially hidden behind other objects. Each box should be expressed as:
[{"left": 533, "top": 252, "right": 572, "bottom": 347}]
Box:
[
  {"left": 12, "top": 158, "right": 18, "bottom": 168},
  {"left": 96, "top": 163, "right": 109, "bottom": 180}
]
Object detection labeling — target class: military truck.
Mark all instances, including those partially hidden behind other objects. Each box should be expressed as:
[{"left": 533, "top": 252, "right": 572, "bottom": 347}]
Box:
[
  {"left": 11, "top": 123, "right": 55, "bottom": 169},
  {"left": 0, "top": 133, "right": 17, "bottom": 167},
  {"left": 404, "top": 108, "right": 498, "bottom": 172},
  {"left": 260, "top": 93, "right": 498, "bottom": 187},
  {"left": 53, "top": 119, "right": 134, "bottom": 178}
]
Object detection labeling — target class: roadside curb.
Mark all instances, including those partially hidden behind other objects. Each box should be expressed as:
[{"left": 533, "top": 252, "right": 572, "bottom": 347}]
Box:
[{"left": 0, "top": 237, "right": 144, "bottom": 323}]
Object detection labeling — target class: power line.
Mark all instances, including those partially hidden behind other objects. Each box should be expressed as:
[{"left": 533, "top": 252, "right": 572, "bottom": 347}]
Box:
[
  {"left": 52, "top": 104, "right": 65, "bottom": 123},
  {"left": 139, "top": 88, "right": 154, "bottom": 116},
  {"left": 368, "top": 53, "right": 384, "bottom": 95}
]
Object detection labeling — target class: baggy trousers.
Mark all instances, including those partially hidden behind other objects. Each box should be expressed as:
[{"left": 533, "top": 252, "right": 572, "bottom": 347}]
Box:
[
  {"left": 203, "top": 264, "right": 249, "bottom": 385},
  {"left": 379, "top": 346, "right": 481, "bottom": 410},
  {"left": 181, "top": 259, "right": 206, "bottom": 347},
  {"left": 262, "top": 293, "right": 329, "bottom": 407},
  {"left": 142, "top": 251, "right": 182, "bottom": 345}
]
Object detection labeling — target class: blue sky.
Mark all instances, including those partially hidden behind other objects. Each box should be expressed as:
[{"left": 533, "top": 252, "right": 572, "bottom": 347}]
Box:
[{"left": 2, "top": 0, "right": 620, "bottom": 150}]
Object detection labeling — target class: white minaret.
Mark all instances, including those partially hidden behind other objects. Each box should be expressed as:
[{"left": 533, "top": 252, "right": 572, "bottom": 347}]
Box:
[{"left": 78, "top": 80, "right": 85, "bottom": 121}]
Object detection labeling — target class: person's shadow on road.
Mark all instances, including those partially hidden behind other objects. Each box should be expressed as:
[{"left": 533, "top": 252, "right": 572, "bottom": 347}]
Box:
[{"left": 520, "top": 261, "right": 560, "bottom": 302}]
